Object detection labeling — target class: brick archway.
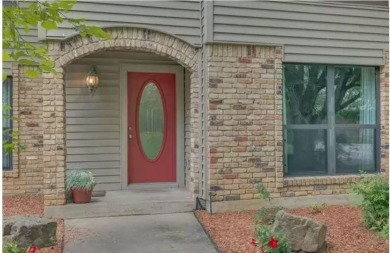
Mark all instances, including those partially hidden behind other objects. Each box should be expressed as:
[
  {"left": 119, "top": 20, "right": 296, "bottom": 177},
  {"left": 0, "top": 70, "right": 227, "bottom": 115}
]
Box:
[{"left": 42, "top": 28, "right": 200, "bottom": 205}]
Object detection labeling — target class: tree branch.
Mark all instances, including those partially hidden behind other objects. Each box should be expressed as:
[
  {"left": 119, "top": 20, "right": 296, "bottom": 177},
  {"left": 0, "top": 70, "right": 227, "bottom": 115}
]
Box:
[{"left": 337, "top": 92, "right": 360, "bottom": 112}]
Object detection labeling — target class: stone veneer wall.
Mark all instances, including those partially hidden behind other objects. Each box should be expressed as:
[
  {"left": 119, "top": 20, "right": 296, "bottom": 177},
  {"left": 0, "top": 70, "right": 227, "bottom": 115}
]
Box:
[{"left": 207, "top": 44, "right": 389, "bottom": 202}]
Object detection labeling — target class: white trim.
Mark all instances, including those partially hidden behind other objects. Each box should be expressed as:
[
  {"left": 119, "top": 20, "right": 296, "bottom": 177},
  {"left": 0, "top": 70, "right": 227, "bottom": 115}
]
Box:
[{"left": 119, "top": 64, "right": 185, "bottom": 189}]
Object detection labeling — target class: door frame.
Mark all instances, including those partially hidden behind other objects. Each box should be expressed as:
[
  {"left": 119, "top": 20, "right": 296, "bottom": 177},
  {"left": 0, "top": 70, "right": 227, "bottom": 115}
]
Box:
[{"left": 119, "top": 64, "right": 185, "bottom": 189}]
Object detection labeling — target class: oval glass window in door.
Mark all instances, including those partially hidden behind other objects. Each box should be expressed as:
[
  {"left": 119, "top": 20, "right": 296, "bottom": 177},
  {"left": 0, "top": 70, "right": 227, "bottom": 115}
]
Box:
[{"left": 138, "top": 82, "right": 165, "bottom": 160}]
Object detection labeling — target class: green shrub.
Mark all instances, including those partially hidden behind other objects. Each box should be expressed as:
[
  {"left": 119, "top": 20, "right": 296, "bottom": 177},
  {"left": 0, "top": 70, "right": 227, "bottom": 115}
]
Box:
[
  {"left": 2, "top": 239, "right": 26, "bottom": 253},
  {"left": 252, "top": 184, "right": 288, "bottom": 252},
  {"left": 308, "top": 203, "right": 327, "bottom": 214},
  {"left": 350, "top": 175, "right": 389, "bottom": 236},
  {"left": 256, "top": 206, "right": 283, "bottom": 225},
  {"left": 257, "top": 184, "right": 271, "bottom": 201},
  {"left": 66, "top": 170, "right": 96, "bottom": 192},
  {"left": 254, "top": 225, "right": 290, "bottom": 253},
  {"left": 255, "top": 184, "right": 283, "bottom": 226}
]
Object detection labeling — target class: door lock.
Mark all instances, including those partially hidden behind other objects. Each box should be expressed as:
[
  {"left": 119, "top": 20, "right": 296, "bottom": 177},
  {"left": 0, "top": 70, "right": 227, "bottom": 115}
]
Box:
[{"left": 128, "top": 127, "right": 132, "bottom": 139}]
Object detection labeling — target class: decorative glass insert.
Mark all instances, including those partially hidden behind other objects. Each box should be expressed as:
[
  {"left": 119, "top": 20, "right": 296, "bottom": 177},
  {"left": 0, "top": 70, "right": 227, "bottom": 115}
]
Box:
[{"left": 138, "top": 82, "right": 164, "bottom": 160}]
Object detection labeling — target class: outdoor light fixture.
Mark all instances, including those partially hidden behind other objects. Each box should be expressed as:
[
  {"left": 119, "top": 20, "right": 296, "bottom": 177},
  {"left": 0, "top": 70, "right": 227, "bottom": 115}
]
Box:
[{"left": 86, "top": 66, "right": 99, "bottom": 92}]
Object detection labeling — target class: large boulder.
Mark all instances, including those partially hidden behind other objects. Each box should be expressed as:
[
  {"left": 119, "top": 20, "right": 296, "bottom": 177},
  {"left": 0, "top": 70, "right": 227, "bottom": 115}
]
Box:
[
  {"left": 3, "top": 216, "right": 57, "bottom": 247},
  {"left": 271, "top": 210, "right": 327, "bottom": 253}
]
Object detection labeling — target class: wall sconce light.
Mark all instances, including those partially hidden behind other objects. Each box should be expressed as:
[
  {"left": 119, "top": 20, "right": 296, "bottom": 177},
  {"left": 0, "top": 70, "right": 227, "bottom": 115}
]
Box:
[{"left": 86, "top": 66, "right": 99, "bottom": 92}]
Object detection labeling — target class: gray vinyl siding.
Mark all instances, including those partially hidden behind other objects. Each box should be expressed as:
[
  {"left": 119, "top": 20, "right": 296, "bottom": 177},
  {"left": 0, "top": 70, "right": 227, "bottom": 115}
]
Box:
[
  {"left": 212, "top": 1, "right": 388, "bottom": 65},
  {"left": 64, "top": 51, "right": 178, "bottom": 191},
  {"left": 4, "top": 0, "right": 41, "bottom": 75},
  {"left": 45, "top": 0, "right": 202, "bottom": 46},
  {"left": 3, "top": 28, "right": 40, "bottom": 75}
]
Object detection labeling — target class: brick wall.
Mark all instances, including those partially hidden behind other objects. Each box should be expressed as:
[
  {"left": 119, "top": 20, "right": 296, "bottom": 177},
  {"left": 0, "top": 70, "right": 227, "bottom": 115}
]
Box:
[
  {"left": 380, "top": 51, "right": 389, "bottom": 174},
  {"left": 2, "top": 28, "right": 201, "bottom": 205},
  {"left": 3, "top": 65, "right": 44, "bottom": 195},
  {"left": 207, "top": 44, "right": 389, "bottom": 202},
  {"left": 185, "top": 69, "right": 200, "bottom": 196},
  {"left": 207, "top": 44, "right": 284, "bottom": 201},
  {"left": 3, "top": 38, "right": 388, "bottom": 207}
]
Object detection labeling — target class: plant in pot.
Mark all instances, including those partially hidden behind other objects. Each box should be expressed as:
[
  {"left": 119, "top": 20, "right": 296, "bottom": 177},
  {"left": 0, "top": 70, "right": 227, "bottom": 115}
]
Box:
[{"left": 66, "top": 170, "right": 96, "bottom": 204}]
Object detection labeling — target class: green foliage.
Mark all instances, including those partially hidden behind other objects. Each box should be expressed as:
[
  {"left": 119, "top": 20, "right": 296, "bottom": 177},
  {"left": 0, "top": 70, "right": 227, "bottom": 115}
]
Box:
[
  {"left": 257, "top": 183, "right": 271, "bottom": 201},
  {"left": 66, "top": 170, "right": 96, "bottom": 192},
  {"left": 350, "top": 175, "right": 389, "bottom": 236},
  {"left": 2, "top": 105, "right": 26, "bottom": 155},
  {"left": 379, "top": 220, "right": 389, "bottom": 237},
  {"left": 255, "top": 206, "right": 283, "bottom": 226},
  {"left": 3, "top": 0, "right": 111, "bottom": 80},
  {"left": 308, "top": 203, "right": 327, "bottom": 214},
  {"left": 253, "top": 184, "right": 289, "bottom": 252},
  {"left": 2, "top": 239, "right": 26, "bottom": 253},
  {"left": 255, "top": 184, "right": 283, "bottom": 226},
  {"left": 254, "top": 225, "right": 290, "bottom": 253}
]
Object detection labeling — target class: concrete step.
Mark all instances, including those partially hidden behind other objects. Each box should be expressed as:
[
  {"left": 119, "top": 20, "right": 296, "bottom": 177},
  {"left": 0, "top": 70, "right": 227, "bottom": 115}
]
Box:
[{"left": 45, "top": 188, "right": 195, "bottom": 219}]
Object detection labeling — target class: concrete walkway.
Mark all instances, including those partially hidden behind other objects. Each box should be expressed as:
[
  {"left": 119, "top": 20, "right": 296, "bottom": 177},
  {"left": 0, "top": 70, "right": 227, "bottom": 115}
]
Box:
[
  {"left": 46, "top": 187, "right": 194, "bottom": 219},
  {"left": 64, "top": 213, "right": 217, "bottom": 253}
]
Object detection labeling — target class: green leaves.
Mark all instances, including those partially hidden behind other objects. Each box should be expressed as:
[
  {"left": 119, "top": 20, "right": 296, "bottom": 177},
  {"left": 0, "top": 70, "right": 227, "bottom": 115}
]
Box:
[
  {"left": 255, "top": 206, "right": 283, "bottom": 226},
  {"left": 254, "top": 225, "right": 290, "bottom": 253},
  {"left": 257, "top": 183, "right": 271, "bottom": 201},
  {"left": 2, "top": 105, "right": 26, "bottom": 155},
  {"left": 2, "top": 239, "right": 27, "bottom": 253},
  {"left": 350, "top": 175, "right": 389, "bottom": 237},
  {"left": 3, "top": 0, "right": 111, "bottom": 79},
  {"left": 25, "top": 69, "right": 41, "bottom": 78},
  {"left": 3, "top": 52, "right": 10, "bottom": 61},
  {"left": 41, "top": 20, "right": 58, "bottom": 30},
  {"left": 66, "top": 170, "right": 96, "bottom": 192},
  {"left": 79, "top": 26, "right": 112, "bottom": 40}
]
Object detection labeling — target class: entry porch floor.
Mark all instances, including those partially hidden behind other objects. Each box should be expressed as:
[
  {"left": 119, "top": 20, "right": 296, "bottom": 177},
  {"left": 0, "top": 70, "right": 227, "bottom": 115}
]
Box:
[{"left": 45, "top": 184, "right": 195, "bottom": 219}]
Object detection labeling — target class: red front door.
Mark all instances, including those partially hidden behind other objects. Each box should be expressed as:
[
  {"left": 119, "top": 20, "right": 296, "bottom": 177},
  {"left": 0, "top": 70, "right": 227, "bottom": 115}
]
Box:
[{"left": 128, "top": 72, "right": 176, "bottom": 183}]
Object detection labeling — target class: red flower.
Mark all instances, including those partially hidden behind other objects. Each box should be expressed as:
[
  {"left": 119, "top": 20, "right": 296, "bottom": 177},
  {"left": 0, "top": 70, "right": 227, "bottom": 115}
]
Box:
[
  {"left": 27, "top": 244, "right": 38, "bottom": 253},
  {"left": 268, "top": 237, "right": 278, "bottom": 249},
  {"left": 250, "top": 238, "right": 257, "bottom": 246}
]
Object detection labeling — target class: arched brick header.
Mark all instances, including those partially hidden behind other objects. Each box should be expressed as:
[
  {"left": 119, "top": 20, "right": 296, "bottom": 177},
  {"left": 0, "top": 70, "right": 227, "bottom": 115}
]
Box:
[
  {"left": 54, "top": 27, "right": 199, "bottom": 72},
  {"left": 43, "top": 27, "right": 200, "bottom": 206}
]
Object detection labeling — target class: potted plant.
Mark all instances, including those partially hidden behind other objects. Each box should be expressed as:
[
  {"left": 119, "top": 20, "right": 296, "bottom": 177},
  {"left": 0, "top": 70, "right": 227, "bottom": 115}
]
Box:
[{"left": 66, "top": 170, "right": 96, "bottom": 204}]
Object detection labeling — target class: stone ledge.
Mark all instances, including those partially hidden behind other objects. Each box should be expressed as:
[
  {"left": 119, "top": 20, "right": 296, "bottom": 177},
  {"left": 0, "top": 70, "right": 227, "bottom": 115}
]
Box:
[
  {"left": 208, "top": 194, "right": 357, "bottom": 213},
  {"left": 3, "top": 171, "right": 19, "bottom": 178},
  {"left": 283, "top": 175, "right": 364, "bottom": 187}
]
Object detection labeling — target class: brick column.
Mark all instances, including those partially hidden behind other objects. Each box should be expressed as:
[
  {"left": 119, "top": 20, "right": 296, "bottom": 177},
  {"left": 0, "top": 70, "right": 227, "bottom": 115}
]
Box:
[
  {"left": 380, "top": 51, "right": 389, "bottom": 174},
  {"left": 207, "top": 44, "right": 283, "bottom": 202},
  {"left": 42, "top": 70, "right": 66, "bottom": 205}
]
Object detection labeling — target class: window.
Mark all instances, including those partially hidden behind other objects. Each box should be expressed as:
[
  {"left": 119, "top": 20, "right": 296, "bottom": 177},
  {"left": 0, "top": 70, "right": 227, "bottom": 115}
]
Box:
[
  {"left": 283, "top": 64, "right": 378, "bottom": 176},
  {"left": 3, "top": 77, "right": 12, "bottom": 171}
]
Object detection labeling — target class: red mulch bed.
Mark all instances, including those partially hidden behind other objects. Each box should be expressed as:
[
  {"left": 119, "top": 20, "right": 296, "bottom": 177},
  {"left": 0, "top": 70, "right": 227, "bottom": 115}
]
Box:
[
  {"left": 195, "top": 205, "right": 389, "bottom": 253},
  {"left": 3, "top": 195, "right": 64, "bottom": 253}
]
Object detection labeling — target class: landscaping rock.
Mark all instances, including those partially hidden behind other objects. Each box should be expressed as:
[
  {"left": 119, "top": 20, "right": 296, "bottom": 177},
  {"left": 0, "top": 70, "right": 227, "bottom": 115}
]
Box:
[
  {"left": 3, "top": 216, "right": 57, "bottom": 247},
  {"left": 271, "top": 210, "right": 327, "bottom": 253}
]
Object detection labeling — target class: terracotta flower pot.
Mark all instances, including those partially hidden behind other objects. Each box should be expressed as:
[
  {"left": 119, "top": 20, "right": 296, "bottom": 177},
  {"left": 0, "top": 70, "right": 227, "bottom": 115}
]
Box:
[{"left": 72, "top": 189, "right": 93, "bottom": 204}]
